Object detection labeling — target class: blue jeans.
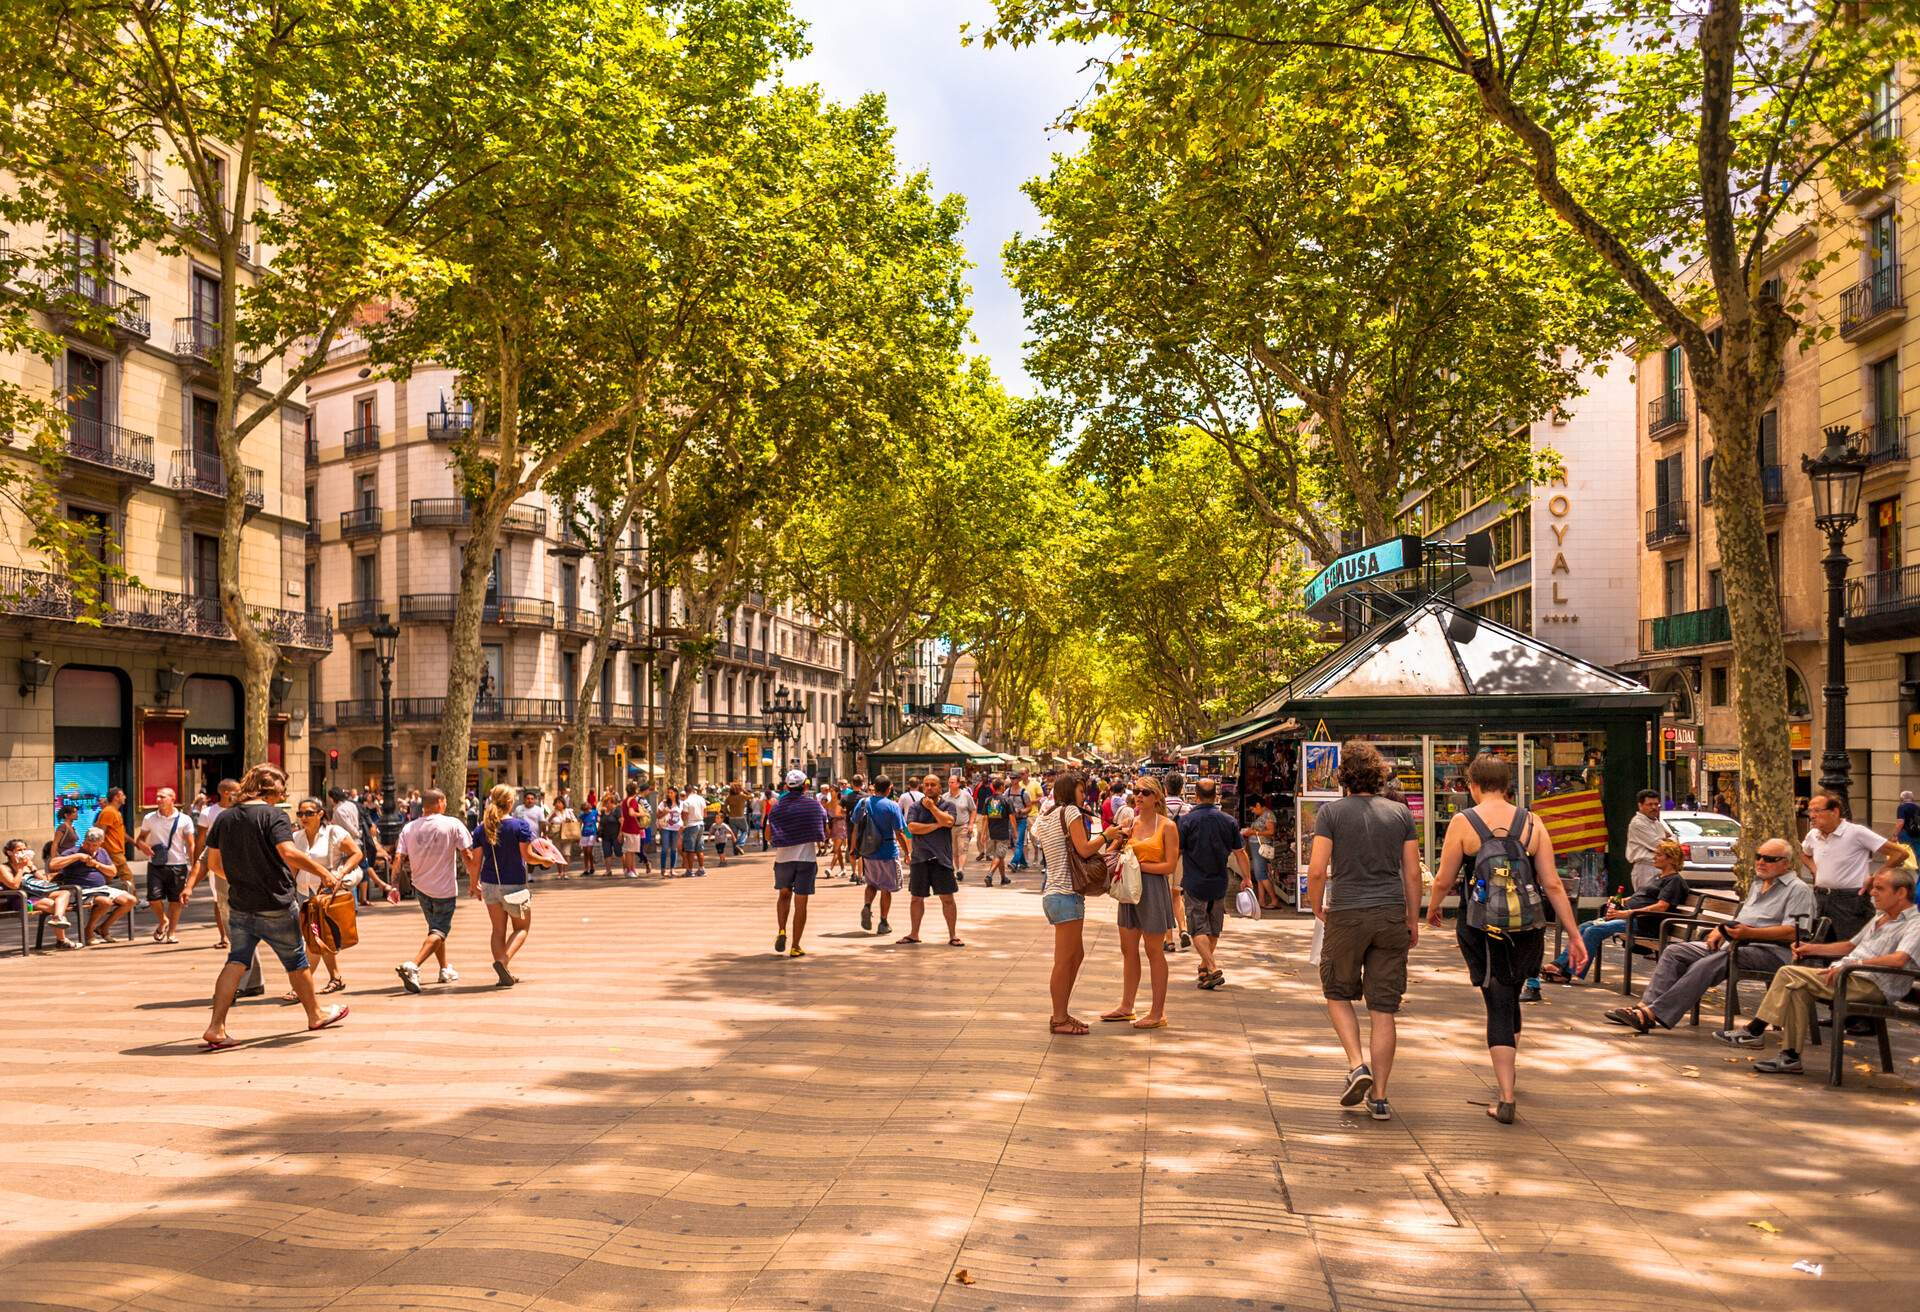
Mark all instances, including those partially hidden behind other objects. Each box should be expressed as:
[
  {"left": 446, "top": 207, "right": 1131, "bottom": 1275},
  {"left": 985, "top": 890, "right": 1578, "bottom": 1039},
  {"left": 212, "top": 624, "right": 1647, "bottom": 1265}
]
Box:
[
  {"left": 1012, "top": 816, "right": 1029, "bottom": 869},
  {"left": 661, "top": 834, "right": 679, "bottom": 871},
  {"left": 227, "top": 907, "right": 309, "bottom": 974},
  {"left": 1553, "top": 918, "right": 1626, "bottom": 980}
]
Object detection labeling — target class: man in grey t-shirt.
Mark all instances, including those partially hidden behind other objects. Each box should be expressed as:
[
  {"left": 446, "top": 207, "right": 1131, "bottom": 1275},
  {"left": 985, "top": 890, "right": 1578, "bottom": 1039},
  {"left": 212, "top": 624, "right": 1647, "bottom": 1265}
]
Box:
[{"left": 1305, "top": 741, "right": 1421, "bottom": 1121}]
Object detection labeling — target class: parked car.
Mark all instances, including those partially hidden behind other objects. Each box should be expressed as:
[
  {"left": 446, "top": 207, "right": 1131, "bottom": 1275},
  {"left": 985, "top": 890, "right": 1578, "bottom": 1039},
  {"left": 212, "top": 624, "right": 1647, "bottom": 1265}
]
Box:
[{"left": 1663, "top": 810, "right": 1741, "bottom": 883}]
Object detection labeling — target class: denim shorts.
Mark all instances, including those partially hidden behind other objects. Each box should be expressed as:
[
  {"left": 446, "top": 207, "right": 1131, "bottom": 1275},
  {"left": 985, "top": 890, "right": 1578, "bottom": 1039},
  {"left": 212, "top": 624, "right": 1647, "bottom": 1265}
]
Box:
[
  {"left": 417, "top": 892, "right": 456, "bottom": 939},
  {"left": 774, "top": 861, "right": 818, "bottom": 896},
  {"left": 681, "top": 825, "right": 704, "bottom": 853},
  {"left": 1042, "top": 892, "right": 1086, "bottom": 924},
  {"left": 227, "top": 907, "right": 309, "bottom": 974},
  {"left": 481, "top": 882, "right": 531, "bottom": 917}
]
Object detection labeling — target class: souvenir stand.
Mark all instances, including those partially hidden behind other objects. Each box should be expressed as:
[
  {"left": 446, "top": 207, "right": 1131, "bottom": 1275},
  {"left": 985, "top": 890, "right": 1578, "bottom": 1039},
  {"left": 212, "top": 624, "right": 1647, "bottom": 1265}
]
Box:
[
  {"left": 863, "top": 721, "right": 1004, "bottom": 780},
  {"left": 1204, "top": 535, "right": 1665, "bottom": 911}
]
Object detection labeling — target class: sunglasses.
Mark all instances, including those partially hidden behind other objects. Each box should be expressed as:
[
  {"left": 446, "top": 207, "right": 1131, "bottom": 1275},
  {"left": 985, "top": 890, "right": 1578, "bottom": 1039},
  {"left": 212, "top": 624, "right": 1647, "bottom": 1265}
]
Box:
[
  {"left": 297, "top": 808, "right": 320, "bottom": 817},
  {"left": 1757, "top": 853, "right": 1790, "bottom": 862}
]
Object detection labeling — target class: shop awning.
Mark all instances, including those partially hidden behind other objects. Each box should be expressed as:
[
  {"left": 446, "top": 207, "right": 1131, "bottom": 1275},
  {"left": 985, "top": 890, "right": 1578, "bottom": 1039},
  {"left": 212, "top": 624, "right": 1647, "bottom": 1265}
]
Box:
[
  {"left": 864, "top": 721, "right": 1005, "bottom": 766},
  {"left": 1178, "top": 713, "right": 1299, "bottom": 756}
]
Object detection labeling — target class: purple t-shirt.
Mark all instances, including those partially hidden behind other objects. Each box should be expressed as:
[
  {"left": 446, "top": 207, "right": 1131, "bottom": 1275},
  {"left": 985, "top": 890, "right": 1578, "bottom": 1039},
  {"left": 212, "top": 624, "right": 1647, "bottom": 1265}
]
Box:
[
  {"left": 471, "top": 815, "right": 533, "bottom": 886},
  {"left": 55, "top": 845, "right": 111, "bottom": 889}
]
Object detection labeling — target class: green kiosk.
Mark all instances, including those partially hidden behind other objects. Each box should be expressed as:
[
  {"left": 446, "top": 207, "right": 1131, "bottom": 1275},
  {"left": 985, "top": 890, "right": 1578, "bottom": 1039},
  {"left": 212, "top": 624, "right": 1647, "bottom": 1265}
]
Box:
[{"left": 1205, "top": 534, "right": 1665, "bottom": 909}]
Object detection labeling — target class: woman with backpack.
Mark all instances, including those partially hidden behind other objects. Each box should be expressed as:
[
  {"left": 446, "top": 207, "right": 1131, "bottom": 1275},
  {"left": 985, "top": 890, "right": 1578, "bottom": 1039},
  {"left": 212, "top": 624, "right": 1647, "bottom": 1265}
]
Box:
[
  {"left": 1426, "top": 753, "right": 1586, "bottom": 1125},
  {"left": 1035, "top": 771, "right": 1113, "bottom": 1035}
]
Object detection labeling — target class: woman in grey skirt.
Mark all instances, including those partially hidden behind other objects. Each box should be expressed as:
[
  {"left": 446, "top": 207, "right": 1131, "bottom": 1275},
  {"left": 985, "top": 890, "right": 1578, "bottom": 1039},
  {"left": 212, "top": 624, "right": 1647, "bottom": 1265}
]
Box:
[{"left": 1103, "top": 775, "right": 1181, "bottom": 1030}]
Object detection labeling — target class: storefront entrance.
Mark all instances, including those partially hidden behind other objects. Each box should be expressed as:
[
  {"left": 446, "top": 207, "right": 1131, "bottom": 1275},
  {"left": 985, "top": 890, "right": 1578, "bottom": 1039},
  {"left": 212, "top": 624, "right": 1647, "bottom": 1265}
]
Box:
[
  {"left": 54, "top": 664, "right": 130, "bottom": 834},
  {"left": 183, "top": 675, "right": 243, "bottom": 802}
]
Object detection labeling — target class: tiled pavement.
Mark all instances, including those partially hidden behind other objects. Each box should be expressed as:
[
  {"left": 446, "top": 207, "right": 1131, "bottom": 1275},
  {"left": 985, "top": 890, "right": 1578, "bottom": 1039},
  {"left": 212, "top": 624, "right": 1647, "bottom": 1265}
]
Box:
[{"left": 1, "top": 852, "right": 1916, "bottom": 1312}]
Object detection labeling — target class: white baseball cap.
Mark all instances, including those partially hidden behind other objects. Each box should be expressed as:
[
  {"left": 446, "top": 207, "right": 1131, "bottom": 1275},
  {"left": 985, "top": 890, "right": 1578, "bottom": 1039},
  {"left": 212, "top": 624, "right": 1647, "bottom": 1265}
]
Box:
[{"left": 784, "top": 769, "right": 807, "bottom": 788}]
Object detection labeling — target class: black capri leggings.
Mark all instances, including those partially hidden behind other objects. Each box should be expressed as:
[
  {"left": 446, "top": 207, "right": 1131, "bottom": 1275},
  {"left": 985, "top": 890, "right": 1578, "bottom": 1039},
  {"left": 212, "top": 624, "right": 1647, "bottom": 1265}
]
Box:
[{"left": 1457, "top": 921, "right": 1545, "bottom": 1050}]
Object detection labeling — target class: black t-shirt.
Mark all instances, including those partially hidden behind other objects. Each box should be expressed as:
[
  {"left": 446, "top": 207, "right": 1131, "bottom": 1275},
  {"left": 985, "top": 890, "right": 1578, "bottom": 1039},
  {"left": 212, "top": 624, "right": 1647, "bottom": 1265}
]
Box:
[
  {"left": 1625, "top": 873, "right": 1691, "bottom": 931},
  {"left": 209, "top": 801, "right": 298, "bottom": 914},
  {"left": 985, "top": 793, "right": 1013, "bottom": 841},
  {"left": 1177, "top": 804, "right": 1244, "bottom": 901},
  {"left": 909, "top": 798, "right": 954, "bottom": 868}
]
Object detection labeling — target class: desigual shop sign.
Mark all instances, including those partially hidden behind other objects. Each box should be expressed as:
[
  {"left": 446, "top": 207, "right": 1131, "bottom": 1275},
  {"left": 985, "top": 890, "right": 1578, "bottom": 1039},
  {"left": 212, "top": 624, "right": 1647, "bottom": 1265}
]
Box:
[{"left": 187, "top": 729, "right": 232, "bottom": 753}]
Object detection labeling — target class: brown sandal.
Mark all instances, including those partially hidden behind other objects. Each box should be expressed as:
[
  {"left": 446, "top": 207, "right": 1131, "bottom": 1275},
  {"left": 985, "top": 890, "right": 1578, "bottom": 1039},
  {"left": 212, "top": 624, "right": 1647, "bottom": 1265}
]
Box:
[{"left": 1048, "top": 1017, "right": 1089, "bottom": 1035}]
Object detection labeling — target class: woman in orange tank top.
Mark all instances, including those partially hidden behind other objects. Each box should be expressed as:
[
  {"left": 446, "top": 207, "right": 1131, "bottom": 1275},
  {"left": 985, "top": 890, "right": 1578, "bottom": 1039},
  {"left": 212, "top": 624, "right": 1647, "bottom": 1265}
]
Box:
[{"left": 1102, "top": 776, "right": 1180, "bottom": 1030}]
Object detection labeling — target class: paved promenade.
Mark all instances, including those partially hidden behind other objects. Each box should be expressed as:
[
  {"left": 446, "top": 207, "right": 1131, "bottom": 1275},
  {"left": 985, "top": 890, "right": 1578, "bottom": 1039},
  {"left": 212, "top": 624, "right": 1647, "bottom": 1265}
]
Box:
[{"left": 1, "top": 852, "right": 1915, "bottom": 1312}]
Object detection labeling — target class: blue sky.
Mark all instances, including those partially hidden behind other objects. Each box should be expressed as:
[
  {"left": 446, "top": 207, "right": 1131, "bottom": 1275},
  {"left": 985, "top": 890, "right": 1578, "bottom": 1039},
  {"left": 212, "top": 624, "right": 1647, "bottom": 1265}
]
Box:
[{"left": 787, "top": 1, "right": 1094, "bottom": 396}]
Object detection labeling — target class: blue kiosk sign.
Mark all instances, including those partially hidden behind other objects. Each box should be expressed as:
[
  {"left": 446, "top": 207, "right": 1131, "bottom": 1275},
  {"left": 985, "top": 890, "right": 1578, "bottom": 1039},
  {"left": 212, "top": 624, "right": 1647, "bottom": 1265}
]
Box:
[{"left": 1302, "top": 535, "right": 1423, "bottom": 613}]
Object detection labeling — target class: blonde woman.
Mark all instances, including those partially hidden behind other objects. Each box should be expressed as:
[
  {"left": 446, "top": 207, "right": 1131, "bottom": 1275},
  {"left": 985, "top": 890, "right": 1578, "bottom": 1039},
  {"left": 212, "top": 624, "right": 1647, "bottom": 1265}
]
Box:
[
  {"left": 1102, "top": 775, "right": 1181, "bottom": 1030},
  {"left": 464, "top": 783, "right": 551, "bottom": 987},
  {"left": 290, "top": 796, "right": 361, "bottom": 994}
]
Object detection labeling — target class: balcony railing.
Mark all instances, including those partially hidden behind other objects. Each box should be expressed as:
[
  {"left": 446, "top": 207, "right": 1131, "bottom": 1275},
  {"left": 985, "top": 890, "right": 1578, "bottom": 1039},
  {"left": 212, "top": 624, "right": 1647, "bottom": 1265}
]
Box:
[
  {"left": 426, "top": 408, "right": 476, "bottom": 441},
  {"left": 62, "top": 418, "right": 154, "bottom": 480},
  {"left": 560, "top": 605, "right": 598, "bottom": 634},
  {"left": 1845, "top": 565, "right": 1920, "bottom": 642},
  {"left": 344, "top": 424, "right": 380, "bottom": 457},
  {"left": 398, "top": 593, "right": 555, "bottom": 627},
  {"left": 1867, "top": 102, "right": 1901, "bottom": 143},
  {"left": 1642, "top": 605, "right": 1732, "bottom": 653},
  {"left": 500, "top": 503, "right": 546, "bottom": 535},
  {"left": 42, "top": 266, "right": 151, "bottom": 338},
  {"left": 339, "top": 505, "right": 382, "bottom": 538},
  {"left": 335, "top": 696, "right": 571, "bottom": 727},
  {"left": 337, "top": 599, "right": 384, "bottom": 631},
  {"left": 690, "top": 711, "right": 761, "bottom": 733},
  {"left": 173, "top": 316, "right": 260, "bottom": 380},
  {"left": 411, "top": 498, "right": 470, "bottom": 529},
  {"left": 1841, "top": 265, "right": 1904, "bottom": 338},
  {"left": 170, "top": 449, "right": 264, "bottom": 509},
  {"left": 1861, "top": 415, "right": 1909, "bottom": 470},
  {"left": 305, "top": 518, "right": 321, "bottom": 547},
  {"left": 0, "top": 565, "right": 330, "bottom": 651},
  {"left": 1645, "top": 503, "right": 1689, "bottom": 547},
  {"left": 1648, "top": 389, "right": 1688, "bottom": 437}
]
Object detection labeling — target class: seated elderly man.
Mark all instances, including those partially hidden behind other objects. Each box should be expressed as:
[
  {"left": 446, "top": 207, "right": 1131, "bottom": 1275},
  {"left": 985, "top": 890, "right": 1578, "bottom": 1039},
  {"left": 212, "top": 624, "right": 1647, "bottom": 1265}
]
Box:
[
  {"left": 1604, "top": 836, "right": 1813, "bottom": 1033},
  {"left": 49, "top": 827, "right": 138, "bottom": 943},
  {"left": 1717, "top": 859, "right": 1920, "bottom": 1074}
]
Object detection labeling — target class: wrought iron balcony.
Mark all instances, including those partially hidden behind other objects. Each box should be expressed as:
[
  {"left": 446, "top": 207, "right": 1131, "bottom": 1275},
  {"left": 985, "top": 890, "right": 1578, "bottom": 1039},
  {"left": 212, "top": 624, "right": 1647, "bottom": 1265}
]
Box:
[
  {"left": 173, "top": 316, "right": 260, "bottom": 381},
  {"left": 398, "top": 593, "right": 554, "bottom": 627},
  {"left": 500, "top": 503, "right": 546, "bottom": 536},
  {"left": 1640, "top": 606, "right": 1731, "bottom": 654},
  {"left": 1861, "top": 415, "right": 1909, "bottom": 470},
  {"left": 170, "top": 449, "right": 264, "bottom": 509},
  {"left": 343, "top": 424, "right": 380, "bottom": 457},
  {"left": 426, "top": 408, "right": 476, "bottom": 441},
  {"left": 337, "top": 599, "right": 385, "bottom": 631},
  {"left": 1841, "top": 265, "right": 1904, "bottom": 339},
  {"left": 1645, "top": 503, "right": 1688, "bottom": 547},
  {"left": 689, "top": 711, "right": 761, "bottom": 734},
  {"left": 0, "top": 565, "right": 330, "bottom": 651},
  {"left": 1846, "top": 565, "right": 1920, "bottom": 642},
  {"left": 411, "top": 498, "right": 470, "bottom": 529},
  {"left": 339, "top": 505, "right": 382, "bottom": 538},
  {"left": 62, "top": 418, "right": 154, "bottom": 480},
  {"left": 1648, "top": 389, "right": 1688, "bottom": 438},
  {"left": 335, "top": 695, "right": 569, "bottom": 726},
  {"left": 561, "top": 604, "right": 599, "bottom": 634},
  {"left": 41, "top": 265, "right": 151, "bottom": 339},
  {"left": 305, "top": 518, "right": 321, "bottom": 547}
]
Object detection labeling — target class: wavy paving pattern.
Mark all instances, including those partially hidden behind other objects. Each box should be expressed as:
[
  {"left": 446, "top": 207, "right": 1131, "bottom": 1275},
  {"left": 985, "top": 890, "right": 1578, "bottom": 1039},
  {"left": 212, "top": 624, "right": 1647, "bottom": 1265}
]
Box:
[{"left": 1, "top": 858, "right": 1915, "bottom": 1312}]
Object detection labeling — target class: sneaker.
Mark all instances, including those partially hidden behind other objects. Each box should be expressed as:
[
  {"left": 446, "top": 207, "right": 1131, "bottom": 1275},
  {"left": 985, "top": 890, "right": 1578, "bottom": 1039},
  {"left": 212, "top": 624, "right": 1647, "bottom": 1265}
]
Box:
[
  {"left": 438, "top": 967, "right": 459, "bottom": 985},
  {"left": 1755, "top": 1053, "right": 1804, "bottom": 1075},
  {"left": 1179, "top": 931, "right": 1192, "bottom": 950},
  {"left": 876, "top": 919, "right": 891, "bottom": 936},
  {"left": 1714, "top": 1027, "right": 1765, "bottom": 1047},
  {"left": 1519, "top": 983, "right": 1543, "bottom": 1003},
  {"left": 861, "top": 905, "right": 873, "bottom": 931},
  {"left": 236, "top": 984, "right": 266, "bottom": 999},
  {"left": 775, "top": 931, "right": 787, "bottom": 954},
  {"left": 1367, "top": 1098, "right": 1392, "bottom": 1121},
  {"left": 1341, "top": 1064, "right": 1373, "bottom": 1107},
  {"left": 395, "top": 962, "right": 422, "bottom": 994},
  {"left": 788, "top": 944, "right": 807, "bottom": 958},
  {"left": 999, "top": 875, "right": 1011, "bottom": 886}
]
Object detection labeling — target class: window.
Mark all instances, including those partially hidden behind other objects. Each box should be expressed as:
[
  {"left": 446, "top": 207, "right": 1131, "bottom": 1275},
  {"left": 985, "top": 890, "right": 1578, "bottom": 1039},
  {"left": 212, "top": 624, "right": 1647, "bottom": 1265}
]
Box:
[
  {"left": 560, "top": 561, "right": 578, "bottom": 608},
  {"left": 1489, "top": 511, "right": 1527, "bottom": 568},
  {"left": 630, "top": 660, "right": 643, "bottom": 711},
  {"left": 354, "top": 472, "right": 376, "bottom": 510},
  {"left": 1767, "top": 531, "right": 1782, "bottom": 595},
  {"left": 353, "top": 395, "right": 375, "bottom": 432},
  {"left": 1707, "top": 569, "right": 1724, "bottom": 609},
  {"left": 191, "top": 534, "right": 219, "bottom": 598},
  {"left": 1663, "top": 558, "right": 1686, "bottom": 615},
  {"left": 1654, "top": 453, "right": 1683, "bottom": 506},
  {"left": 1870, "top": 497, "right": 1903, "bottom": 573},
  {"left": 1757, "top": 410, "right": 1779, "bottom": 469},
  {"left": 190, "top": 270, "right": 220, "bottom": 331},
  {"left": 485, "top": 548, "right": 503, "bottom": 603},
  {"left": 560, "top": 651, "right": 578, "bottom": 714},
  {"left": 1870, "top": 72, "right": 1898, "bottom": 139},
  {"left": 305, "top": 484, "right": 317, "bottom": 523},
  {"left": 1710, "top": 666, "right": 1729, "bottom": 707},
  {"left": 1663, "top": 343, "right": 1683, "bottom": 395},
  {"left": 1701, "top": 455, "right": 1714, "bottom": 505},
  {"left": 1869, "top": 356, "right": 1900, "bottom": 451},
  {"left": 1868, "top": 209, "right": 1897, "bottom": 277},
  {"left": 353, "top": 553, "right": 377, "bottom": 601},
  {"left": 1473, "top": 588, "right": 1532, "bottom": 632},
  {"left": 304, "top": 561, "right": 316, "bottom": 602},
  {"left": 72, "top": 506, "right": 112, "bottom": 564},
  {"left": 65, "top": 350, "right": 105, "bottom": 439},
  {"left": 191, "top": 396, "right": 219, "bottom": 458},
  {"left": 355, "top": 648, "right": 377, "bottom": 701},
  {"left": 481, "top": 645, "right": 503, "bottom": 702}
]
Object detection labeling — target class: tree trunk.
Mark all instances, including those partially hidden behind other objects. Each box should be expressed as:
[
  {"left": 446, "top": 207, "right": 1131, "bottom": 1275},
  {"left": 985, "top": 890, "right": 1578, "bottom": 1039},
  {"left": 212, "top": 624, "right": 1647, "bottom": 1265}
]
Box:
[
  {"left": 661, "top": 583, "right": 723, "bottom": 787},
  {"left": 435, "top": 515, "right": 500, "bottom": 797}
]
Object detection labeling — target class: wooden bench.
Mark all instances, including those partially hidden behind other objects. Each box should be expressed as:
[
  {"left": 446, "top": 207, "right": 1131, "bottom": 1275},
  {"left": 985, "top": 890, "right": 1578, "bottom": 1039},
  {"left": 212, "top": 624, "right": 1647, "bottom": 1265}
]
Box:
[
  {"left": 1645, "top": 908, "right": 1831, "bottom": 1028},
  {"left": 1597, "top": 889, "right": 1740, "bottom": 996},
  {"left": 1823, "top": 964, "right": 1920, "bottom": 1088}
]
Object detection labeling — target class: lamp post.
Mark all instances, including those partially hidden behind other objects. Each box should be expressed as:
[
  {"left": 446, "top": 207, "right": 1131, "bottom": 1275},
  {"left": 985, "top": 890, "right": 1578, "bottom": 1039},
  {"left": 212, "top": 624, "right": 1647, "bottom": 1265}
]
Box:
[
  {"left": 369, "top": 613, "right": 401, "bottom": 849},
  {"left": 1803, "top": 424, "right": 1867, "bottom": 807},
  {"left": 834, "top": 700, "right": 872, "bottom": 779},
  {"left": 762, "top": 684, "right": 802, "bottom": 774}
]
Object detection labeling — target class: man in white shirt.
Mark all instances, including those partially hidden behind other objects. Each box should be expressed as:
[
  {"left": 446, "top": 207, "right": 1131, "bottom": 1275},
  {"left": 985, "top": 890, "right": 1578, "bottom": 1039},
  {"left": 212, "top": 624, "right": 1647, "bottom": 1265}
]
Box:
[
  {"left": 134, "top": 787, "right": 196, "bottom": 943},
  {"left": 1801, "top": 789, "right": 1902, "bottom": 941},
  {"left": 681, "top": 788, "right": 708, "bottom": 874},
  {"left": 1625, "top": 790, "right": 1674, "bottom": 892},
  {"left": 394, "top": 788, "right": 473, "bottom": 992},
  {"left": 512, "top": 790, "right": 548, "bottom": 833},
  {"left": 330, "top": 789, "right": 362, "bottom": 841}
]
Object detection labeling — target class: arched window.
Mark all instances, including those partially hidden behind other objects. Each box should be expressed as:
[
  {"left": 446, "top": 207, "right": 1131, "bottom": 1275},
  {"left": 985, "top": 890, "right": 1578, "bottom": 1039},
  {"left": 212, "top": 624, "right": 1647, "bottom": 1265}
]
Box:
[{"left": 1785, "top": 666, "right": 1812, "bottom": 719}]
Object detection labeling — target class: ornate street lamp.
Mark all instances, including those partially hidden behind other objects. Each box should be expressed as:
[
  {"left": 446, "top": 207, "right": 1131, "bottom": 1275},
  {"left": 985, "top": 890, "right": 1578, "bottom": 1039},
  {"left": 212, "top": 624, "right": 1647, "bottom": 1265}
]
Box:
[
  {"left": 834, "top": 699, "right": 873, "bottom": 778},
  {"left": 762, "top": 684, "right": 803, "bottom": 774},
  {"left": 1804, "top": 425, "right": 1868, "bottom": 806},
  {"left": 370, "top": 612, "right": 402, "bottom": 848}
]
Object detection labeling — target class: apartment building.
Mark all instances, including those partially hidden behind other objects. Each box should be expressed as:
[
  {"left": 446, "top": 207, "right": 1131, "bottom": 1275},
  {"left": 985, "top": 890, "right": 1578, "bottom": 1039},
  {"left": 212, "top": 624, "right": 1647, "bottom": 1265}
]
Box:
[
  {"left": 1818, "top": 68, "right": 1919, "bottom": 828},
  {"left": 0, "top": 151, "right": 327, "bottom": 840},
  {"left": 1392, "top": 359, "right": 1641, "bottom": 669},
  {"left": 304, "top": 342, "right": 897, "bottom": 795}
]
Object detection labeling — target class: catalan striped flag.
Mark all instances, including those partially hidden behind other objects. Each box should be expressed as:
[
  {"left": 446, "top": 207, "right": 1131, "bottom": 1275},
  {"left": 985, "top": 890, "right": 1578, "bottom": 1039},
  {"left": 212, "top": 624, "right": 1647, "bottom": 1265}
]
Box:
[{"left": 1531, "top": 788, "right": 1608, "bottom": 854}]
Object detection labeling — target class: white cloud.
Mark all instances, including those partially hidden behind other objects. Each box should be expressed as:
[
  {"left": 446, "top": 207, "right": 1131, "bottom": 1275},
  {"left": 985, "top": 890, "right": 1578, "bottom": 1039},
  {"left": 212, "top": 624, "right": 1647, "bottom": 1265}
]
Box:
[{"left": 786, "top": 0, "right": 1094, "bottom": 395}]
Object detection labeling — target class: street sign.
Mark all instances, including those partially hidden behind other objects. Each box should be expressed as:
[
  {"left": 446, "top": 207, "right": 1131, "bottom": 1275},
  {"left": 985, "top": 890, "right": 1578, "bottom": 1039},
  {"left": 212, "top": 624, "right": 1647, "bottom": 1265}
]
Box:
[
  {"left": 761, "top": 748, "right": 774, "bottom": 764},
  {"left": 476, "top": 740, "right": 490, "bottom": 767},
  {"left": 745, "top": 737, "right": 760, "bottom": 752},
  {"left": 1302, "top": 535, "right": 1422, "bottom": 613}
]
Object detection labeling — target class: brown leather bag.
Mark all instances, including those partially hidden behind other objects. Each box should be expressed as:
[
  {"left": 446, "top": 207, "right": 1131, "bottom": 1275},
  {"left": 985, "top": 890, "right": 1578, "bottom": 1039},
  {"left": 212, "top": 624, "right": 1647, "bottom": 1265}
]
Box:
[
  {"left": 302, "top": 888, "right": 359, "bottom": 952},
  {"left": 1057, "top": 806, "right": 1111, "bottom": 898}
]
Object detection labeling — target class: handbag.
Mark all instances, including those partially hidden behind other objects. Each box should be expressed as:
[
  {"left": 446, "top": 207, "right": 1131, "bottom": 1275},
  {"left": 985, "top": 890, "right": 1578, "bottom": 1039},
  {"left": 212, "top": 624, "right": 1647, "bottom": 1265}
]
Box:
[
  {"left": 1235, "top": 887, "right": 1258, "bottom": 919},
  {"left": 1114, "top": 847, "right": 1143, "bottom": 905},
  {"left": 1058, "top": 807, "right": 1110, "bottom": 898},
  {"left": 560, "top": 817, "right": 582, "bottom": 842},
  {"left": 302, "top": 888, "right": 360, "bottom": 952}
]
